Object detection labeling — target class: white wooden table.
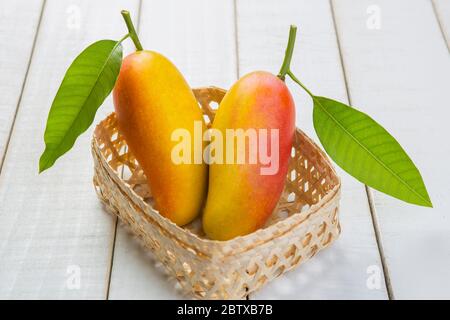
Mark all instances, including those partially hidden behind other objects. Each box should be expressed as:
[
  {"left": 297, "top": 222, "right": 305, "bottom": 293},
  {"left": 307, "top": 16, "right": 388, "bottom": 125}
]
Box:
[{"left": 0, "top": 0, "right": 449, "bottom": 300}]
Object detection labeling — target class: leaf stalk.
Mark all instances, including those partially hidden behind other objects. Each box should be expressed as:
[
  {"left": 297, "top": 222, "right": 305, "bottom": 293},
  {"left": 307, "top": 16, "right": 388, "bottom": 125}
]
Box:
[{"left": 287, "top": 70, "right": 314, "bottom": 98}]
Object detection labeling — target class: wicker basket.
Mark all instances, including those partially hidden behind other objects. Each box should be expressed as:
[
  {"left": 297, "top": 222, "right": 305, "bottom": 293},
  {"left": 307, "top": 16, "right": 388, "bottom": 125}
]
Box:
[{"left": 92, "top": 87, "right": 341, "bottom": 300}]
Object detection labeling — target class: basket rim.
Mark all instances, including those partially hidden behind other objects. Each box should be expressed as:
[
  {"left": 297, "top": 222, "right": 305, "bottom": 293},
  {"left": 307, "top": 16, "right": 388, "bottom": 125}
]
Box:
[
  {"left": 92, "top": 108, "right": 340, "bottom": 256},
  {"left": 92, "top": 133, "right": 340, "bottom": 257}
]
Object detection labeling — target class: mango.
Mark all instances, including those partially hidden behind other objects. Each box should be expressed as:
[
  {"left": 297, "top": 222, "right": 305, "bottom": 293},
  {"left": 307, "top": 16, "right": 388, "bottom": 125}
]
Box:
[
  {"left": 113, "top": 51, "right": 207, "bottom": 226},
  {"left": 203, "top": 71, "right": 295, "bottom": 240}
]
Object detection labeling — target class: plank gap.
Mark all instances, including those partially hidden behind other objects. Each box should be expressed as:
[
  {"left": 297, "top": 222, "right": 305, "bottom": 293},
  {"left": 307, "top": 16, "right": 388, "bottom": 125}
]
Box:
[
  {"left": 329, "top": 0, "right": 393, "bottom": 299},
  {"left": 106, "top": 217, "right": 119, "bottom": 300},
  {"left": 329, "top": 0, "right": 353, "bottom": 106},
  {"left": 0, "top": 0, "right": 46, "bottom": 176},
  {"left": 105, "top": 0, "right": 143, "bottom": 299},
  {"left": 431, "top": 0, "right": 450, "bottom": 52},
  {"left": 365, "top": 186, "right": 395, "bottom": 300}
]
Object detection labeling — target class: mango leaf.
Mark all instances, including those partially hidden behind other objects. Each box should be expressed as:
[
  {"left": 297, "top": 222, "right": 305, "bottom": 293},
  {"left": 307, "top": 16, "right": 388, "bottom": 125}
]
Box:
[
  {"left": 313, "top": 96, "right": 432, "bottom": 207},
  {"left": 39, "top": 40, "right": 123, "bottom": 173}
]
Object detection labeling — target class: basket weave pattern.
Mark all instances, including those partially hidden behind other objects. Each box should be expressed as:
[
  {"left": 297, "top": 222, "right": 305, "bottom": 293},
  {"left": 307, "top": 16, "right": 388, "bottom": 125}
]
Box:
[{"left": 92, "top": 87, "right": 341, "bottom": 299}]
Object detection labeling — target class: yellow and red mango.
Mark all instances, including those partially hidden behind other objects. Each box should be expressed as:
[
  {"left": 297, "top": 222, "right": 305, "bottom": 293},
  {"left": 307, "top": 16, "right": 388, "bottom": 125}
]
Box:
[
  {"left": 203, "top": 71, "right": 295, "bottom": 240},
  {"left": 113, "top": 51, "right": 207, "bottom": 226}
]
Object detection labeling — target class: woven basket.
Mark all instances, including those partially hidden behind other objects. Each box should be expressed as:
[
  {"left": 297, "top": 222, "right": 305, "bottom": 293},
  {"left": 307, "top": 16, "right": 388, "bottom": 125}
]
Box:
[{"left": 92, "top": 87, "right": 341, "bottom": 300}]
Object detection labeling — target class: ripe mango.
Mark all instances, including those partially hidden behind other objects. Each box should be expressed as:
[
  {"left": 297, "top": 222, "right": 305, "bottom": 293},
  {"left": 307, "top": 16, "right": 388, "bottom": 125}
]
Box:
[
  {"left": 203, "top": 71, "right": 295, "bottom": 240},
  {"left": 113, "top": 51, "right": 207, "bottom": 226}
]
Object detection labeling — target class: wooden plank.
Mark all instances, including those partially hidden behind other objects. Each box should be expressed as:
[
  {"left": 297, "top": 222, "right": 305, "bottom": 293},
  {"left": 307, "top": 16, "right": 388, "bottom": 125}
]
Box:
[
  {"left": 433, "top": 0, "right": 450, "bottom": 48},
  {"left": 236, "top": 0, "right": 387, "bottom": 299},
  {"left": 332, "top": 0, "right": 450, "bottom": 299},
  {"left": 107, "top": 0, "right": 237, "bottom": 299},
  {"left": 0, "top": 0, "right": 43, "bottom": 168},
  {"left": 0, "top": 0, "right": 140, "bottom": 299}
]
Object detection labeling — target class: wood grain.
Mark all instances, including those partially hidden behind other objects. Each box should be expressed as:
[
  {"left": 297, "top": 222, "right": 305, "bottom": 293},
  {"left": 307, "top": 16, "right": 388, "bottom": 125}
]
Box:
[
  {"left": 0, "top": 0, "right": 43, "bottom": 168},
  {"left": 107, "top": 0, "right": 237, "bottom": 300},
  {"left": 0, "top": 0, "right": 139, "bottom": 299},
  {"left": 332, "top": 0, "right": 450, "bottom": 299},
  {"left": 236, "top": 0, "right": 388, "bottom": 299}
]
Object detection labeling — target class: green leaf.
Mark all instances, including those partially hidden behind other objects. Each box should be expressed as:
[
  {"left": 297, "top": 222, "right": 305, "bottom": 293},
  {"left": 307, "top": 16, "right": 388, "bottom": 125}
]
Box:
[
  {"left": 312, "top": 96, "right": 432, "bottom": 207},
  {"left": 39, "top": 40, "right": 123, "bottom": 173}
]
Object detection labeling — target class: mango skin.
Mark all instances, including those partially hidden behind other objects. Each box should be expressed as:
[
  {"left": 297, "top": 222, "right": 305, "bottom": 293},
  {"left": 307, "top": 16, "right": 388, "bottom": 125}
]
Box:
[
  {"left": 113, "top": 51, "right": 207, "bottom": 226},
  {"left": 203, "top": 71, "right": 295, "bottom": 240}
]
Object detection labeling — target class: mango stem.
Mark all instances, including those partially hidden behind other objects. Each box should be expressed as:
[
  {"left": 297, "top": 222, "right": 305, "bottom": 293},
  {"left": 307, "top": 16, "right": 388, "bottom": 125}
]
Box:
[
  {"left": 287, "top": 70, "right": 314, "bottom": 98},
  {"left": 121, "top": 10, "right": 143, "bottom": 51},
  {"left": 278, "top": 25, "right": 297, "bottom": 80}
]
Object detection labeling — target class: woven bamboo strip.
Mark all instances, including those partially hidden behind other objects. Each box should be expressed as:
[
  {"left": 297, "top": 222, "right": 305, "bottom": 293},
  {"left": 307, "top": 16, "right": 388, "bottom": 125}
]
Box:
[{"left": 92, "top": 87, "right": 341, "bottom": 299}]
